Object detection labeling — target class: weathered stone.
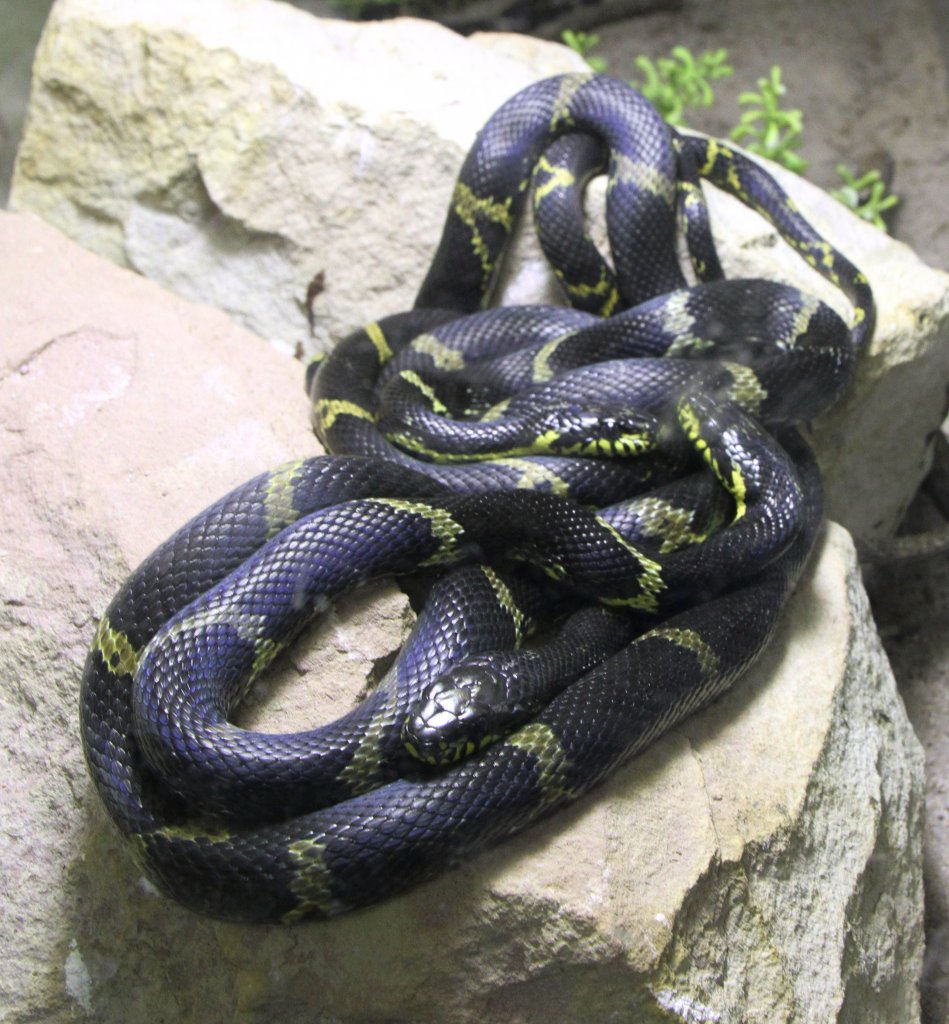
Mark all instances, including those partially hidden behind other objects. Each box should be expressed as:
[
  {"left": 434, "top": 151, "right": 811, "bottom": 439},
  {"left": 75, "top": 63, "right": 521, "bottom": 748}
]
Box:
[
  {"left": 10, "top": 0, "right": 949, "bottom": 543},
  {"left": 9, "top": 0, "right": 587, "bottom": 355},
  {"left": 0, "top": 208, "right": 925, "bottom": 1023}
]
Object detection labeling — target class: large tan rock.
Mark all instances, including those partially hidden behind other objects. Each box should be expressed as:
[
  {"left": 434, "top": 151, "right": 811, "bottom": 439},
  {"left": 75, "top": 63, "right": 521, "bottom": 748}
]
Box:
[
  {"left": 0, "top": 208, "right": 925, "bottom": 1024},
  {"left": 10, "top": 0, "right": 949, "bottom": 544},
  {"left": 9, "top": 0, "right": 588, "bottom": 354}
]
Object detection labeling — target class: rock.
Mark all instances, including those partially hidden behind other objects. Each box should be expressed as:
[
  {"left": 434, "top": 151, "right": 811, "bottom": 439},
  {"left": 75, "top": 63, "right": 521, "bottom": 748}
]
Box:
[
  {"left": 0, "top": 208, "right": 926, "bottom": 1023},
  {"left": 10, "top": 0, "right": 949, "bottom": 542},
  {"left": 9, "top": 0, "right": 587, "bottom": 355}
]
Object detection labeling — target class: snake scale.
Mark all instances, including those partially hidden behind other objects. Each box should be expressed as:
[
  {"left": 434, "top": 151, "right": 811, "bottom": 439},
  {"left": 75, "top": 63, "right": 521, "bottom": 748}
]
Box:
[{"left": 80, "top": 73, "right": 874, "bottom": 923}]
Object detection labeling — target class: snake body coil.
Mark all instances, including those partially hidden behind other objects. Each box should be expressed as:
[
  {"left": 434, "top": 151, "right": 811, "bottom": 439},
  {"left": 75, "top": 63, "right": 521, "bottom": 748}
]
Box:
[{"left": 80, "top": 73, "right": 873, "bottom": 923}]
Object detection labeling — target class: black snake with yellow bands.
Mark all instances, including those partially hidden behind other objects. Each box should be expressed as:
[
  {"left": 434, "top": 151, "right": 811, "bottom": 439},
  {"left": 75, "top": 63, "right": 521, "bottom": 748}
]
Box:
[{"left": 80, "top": 73, "right": 873, "bottom": 923}]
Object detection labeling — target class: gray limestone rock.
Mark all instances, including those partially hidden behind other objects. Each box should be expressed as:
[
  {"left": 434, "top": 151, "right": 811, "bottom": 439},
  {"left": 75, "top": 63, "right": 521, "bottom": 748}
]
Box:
[{"left": 0, "top": 207, "right": 925, "bottom": 1024}]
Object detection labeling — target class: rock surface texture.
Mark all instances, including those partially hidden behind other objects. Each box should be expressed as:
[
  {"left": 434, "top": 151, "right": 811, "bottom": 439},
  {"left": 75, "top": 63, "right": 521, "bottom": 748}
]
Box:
[
  {"left": 1, "top": 0, "right": 945, "bottom": 1021},
  {"left": 10, "top": 0, "right": 949, "bottom": 544},
  {"left": 0, "top": 205, "right": 926, "bottom": 1024}
]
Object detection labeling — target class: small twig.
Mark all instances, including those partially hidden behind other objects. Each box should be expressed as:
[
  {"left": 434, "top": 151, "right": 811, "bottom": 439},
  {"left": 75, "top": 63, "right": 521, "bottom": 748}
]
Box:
[{"left": 305, "top": 269, "right": 326, "bottom": 337}]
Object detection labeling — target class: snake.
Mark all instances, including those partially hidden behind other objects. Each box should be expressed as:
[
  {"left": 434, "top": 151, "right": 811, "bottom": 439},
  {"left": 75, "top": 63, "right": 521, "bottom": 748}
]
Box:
[{"left": 79, "top": 73, "right": 874, "bottom": 923}]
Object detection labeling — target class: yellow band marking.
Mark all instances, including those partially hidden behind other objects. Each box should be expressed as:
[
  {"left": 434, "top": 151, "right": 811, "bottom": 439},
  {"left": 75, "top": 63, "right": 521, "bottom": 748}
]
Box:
[
  {"left": 555, "top": 266, "right": 620, "bottom": 317},
  {"left": 315, "top": 398, "right": 375, "bottom": 433},
  {"left": 506, "top": 722, "right": 574, "bottom": 805},
  {"left": 647, "top": 626, "right": 720, "bottom": 675},
  {"left": 337, "top": 690, "right": 398, "bottom": 793},
  {"left": 595, "top": 518, "right": 665, "bottom": 612},
  {"left": 722, "top": 362, "right": 768, "bottom": 416},
  {"left": 532, "top": 427, "right": 654, "bottom": 460},
  {"left": 368, "top": 499, "right": 466, "bottom": 564},
  {"left": 263, "top": 459, "right": 305, "bottom": 539},
  {"left": 284, "top": 838, "right": 334, "bottom": 922},
  {"left": 611, "top": 153, "right": 676, "bottom": 206},
  {"left": 480, "top": 565, "right": 527, "bottom": 642},
  {"left": 479, "top": 398, "right": 511, "bottom": 422},
  {"left": 399, "top": 370, "right": 449, "bottom": 415},
  {"left": 408, "top": 333, "right": 466, "bottom": 372},
  {"left": 151, "top": 823, "right": 231, "bottom": 844},
  {"left": 677, "top": 178, "right": 706, "bottom": 211},
  {"left": 252, "top": 637, "right": 283, "bottom": 677},
  {"left": 549, "top": 73, "right": 592, "bottom": 132},
  {"left": 389, "top": 423, "right": 654, "bottom": 463},
  {"left": 696, "top": 138, "right": 732, "bottom": 177},
  {"left": 532, "top": 336, "right": 565, "bottom": 383},
  {"left": 532, "top": 154, "right": 576, "bottom": 205},
  {"left": 495, "top": 458, "right": 571, "bottom": 495},
  {"left": 785, "top": 293, "right": 821, "bottom": 348},
  {"left": 661, "top": 291, "right": 714, "bottom": 355},
  {"left": 624, "top": 496, "right": 715, "bottom": 554},
  {"left": 677, "top": 399, "right": 748, "bottom": 520},
  {"left": 154, "top": 603, "right": 267, "bottom": 661},
  {"left": 95, "top": 616, "right": 140, "bottom": 677},
  {"left": 452, "top": 181, "right": 513, "bottom": 278},
  {"left": 364, "top": 321, "right": 393, "bottom": 364}
]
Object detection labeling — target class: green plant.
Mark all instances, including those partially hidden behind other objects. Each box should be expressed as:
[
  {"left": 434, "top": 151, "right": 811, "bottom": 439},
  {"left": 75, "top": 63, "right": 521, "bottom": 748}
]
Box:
[
  {"left": 729, "top": 66, "right": 808, "bottom": 174},
  {"left": 561, "top": 30, "right": 609, "bottom": 73},
  {"left": 567, "top": 32, "right": 902, "bottom": 232},
  {"left": 328, "top": 10, "right": 904, "bottom": 232},
  {"left": 829, "top": 165, "right": 899, "bottom": 230},
  {"left": 630, "top": 46, "right": 733, "bottom": 126}
]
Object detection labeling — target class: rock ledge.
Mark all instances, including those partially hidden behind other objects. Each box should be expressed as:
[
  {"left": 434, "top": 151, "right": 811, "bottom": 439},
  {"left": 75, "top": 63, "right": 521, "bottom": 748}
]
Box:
[{"left": 0, "top": 208, "right": 924, "bottom": 1024}]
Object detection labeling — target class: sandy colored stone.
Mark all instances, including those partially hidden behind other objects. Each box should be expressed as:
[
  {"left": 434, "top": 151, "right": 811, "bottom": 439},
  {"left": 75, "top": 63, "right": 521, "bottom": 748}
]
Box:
[
  {"left": 9, "top": 0, "right": 588, "bottom": 356},
  {"left": 0, "top": 207, "right": 925, "bottom": 1022}
]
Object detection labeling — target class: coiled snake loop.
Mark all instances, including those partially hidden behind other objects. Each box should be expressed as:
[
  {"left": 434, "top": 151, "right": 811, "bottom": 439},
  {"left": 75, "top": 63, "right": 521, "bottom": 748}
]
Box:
[{"left": 80, "top": 73, "right": 873, "bottom": 922}]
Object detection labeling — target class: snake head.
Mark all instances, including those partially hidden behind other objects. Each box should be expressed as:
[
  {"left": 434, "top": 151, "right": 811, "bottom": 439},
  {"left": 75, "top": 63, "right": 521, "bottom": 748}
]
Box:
[
  {"left": 401, "top": 665, "right": 511, "bottom": 766},
  {"left": 536, "top": 406, "right": 658, "bottom": 458}
]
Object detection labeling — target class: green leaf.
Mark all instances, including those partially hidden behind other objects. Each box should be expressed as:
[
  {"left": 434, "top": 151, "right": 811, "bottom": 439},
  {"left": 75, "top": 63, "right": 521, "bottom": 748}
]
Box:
[
  {"left": 561, "top": 29, "right": 608, "bottom": 72},
  {"left": 729, "top": 65, "right": 809, "bottom": 173},
  {"left": 830, "top": 164, "right": 899, "bottom": 231},
  {"left": 629, "top": 46, "right": 733, "bottom": 127}
]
